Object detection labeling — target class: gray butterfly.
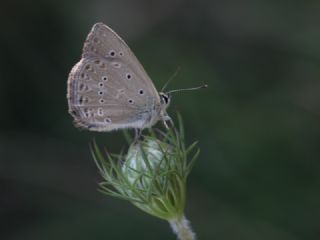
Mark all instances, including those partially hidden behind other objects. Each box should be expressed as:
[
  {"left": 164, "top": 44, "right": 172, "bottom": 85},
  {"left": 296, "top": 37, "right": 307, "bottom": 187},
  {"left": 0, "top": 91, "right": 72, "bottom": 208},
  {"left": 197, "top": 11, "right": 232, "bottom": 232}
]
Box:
[{"left": 67, "top": 22, "right": 172, "bottom": 132}]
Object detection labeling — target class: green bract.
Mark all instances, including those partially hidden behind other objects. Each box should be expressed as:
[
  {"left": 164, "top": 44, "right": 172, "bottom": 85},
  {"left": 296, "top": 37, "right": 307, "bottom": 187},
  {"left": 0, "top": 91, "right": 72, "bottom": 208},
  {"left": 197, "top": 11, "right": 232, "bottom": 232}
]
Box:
[{"left": 91, "top": 119, "right": 199, "bottom": 221}]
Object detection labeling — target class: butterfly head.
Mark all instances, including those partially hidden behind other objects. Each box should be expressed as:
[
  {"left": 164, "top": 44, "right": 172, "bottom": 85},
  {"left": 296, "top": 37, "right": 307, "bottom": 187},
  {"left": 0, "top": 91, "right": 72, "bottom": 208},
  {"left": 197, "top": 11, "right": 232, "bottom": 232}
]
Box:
[{"left": 159, "top": 92, "right": 171, "bottom": 109}]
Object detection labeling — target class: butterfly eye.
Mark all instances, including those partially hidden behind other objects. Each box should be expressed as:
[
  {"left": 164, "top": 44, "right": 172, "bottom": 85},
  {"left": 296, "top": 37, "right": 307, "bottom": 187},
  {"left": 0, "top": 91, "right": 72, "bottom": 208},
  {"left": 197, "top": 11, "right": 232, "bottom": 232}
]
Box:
[{"left": 160, "top": 93, "right": 170, "bottom": 105}]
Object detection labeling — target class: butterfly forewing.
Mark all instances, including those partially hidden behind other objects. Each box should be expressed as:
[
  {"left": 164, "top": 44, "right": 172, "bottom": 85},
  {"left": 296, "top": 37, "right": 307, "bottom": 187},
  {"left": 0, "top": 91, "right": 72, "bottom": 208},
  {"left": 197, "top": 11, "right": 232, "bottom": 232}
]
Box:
[
  {"left": 67, "top": 23, "right": 161, "bottom": 131},
  {"left": 82, "top": 23, "right": 159, "bottom": 98}
]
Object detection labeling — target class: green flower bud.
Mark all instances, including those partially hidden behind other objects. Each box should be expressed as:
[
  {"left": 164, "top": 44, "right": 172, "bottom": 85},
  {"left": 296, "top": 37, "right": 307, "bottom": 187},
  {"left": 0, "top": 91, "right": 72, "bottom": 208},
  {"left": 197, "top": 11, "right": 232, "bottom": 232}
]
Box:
[
  {"left": 122, "top": 138, "right": 183, "bottom": 219},
  {"left": 123, "top": 138, "right": 174, "bottom": 187}
]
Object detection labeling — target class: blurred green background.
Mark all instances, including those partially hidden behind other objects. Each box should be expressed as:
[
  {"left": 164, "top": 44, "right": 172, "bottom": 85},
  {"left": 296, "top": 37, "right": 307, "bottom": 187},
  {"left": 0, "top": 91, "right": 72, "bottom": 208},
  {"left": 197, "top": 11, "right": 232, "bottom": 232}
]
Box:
[{"left": 1, "top": 0, "right": 320, "bottom": 239}]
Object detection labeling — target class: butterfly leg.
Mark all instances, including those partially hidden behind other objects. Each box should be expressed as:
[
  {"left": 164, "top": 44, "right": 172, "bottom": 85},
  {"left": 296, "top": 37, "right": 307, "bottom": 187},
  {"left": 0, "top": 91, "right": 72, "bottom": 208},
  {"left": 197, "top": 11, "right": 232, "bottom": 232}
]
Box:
[
  {"left": 162, "top": 115, "right": 174, "bottom": 129},
  {"left": 163, "top": 120, "right": 169, "bottom": 129},
  {"left": 134, "top": 128, "right": 142, "bottom": 143},
  {"left": 168, "top": 118, "right": 175, "bottom": 128}
]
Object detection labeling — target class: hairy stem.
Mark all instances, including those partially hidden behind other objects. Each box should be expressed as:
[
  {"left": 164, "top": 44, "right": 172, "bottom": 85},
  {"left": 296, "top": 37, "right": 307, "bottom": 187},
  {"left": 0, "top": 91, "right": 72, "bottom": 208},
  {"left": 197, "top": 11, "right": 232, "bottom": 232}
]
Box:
[{"left": 169, "top": 215, "right": 196, "bottom": 240}]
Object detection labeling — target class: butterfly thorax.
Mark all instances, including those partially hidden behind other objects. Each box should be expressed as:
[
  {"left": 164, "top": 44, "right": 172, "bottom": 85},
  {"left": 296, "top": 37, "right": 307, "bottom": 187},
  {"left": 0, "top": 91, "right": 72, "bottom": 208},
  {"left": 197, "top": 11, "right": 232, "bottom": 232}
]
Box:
[{"left": 135, "top": 92, "right": 170, "bottom": 129}]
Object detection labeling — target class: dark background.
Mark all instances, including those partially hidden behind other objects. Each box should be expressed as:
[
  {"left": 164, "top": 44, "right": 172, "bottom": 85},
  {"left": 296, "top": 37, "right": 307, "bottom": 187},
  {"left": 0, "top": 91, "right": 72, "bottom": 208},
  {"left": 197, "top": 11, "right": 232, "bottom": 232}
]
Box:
[{"left": 1, "top": 0, "right": 320, "bottom": 239}]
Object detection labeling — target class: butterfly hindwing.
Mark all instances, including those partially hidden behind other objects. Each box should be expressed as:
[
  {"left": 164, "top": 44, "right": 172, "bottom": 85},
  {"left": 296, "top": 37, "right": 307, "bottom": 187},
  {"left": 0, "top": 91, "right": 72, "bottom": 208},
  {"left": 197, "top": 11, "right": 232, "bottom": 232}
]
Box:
[{"left": 67, "top": 55, "right": 158, "bottom": 131}]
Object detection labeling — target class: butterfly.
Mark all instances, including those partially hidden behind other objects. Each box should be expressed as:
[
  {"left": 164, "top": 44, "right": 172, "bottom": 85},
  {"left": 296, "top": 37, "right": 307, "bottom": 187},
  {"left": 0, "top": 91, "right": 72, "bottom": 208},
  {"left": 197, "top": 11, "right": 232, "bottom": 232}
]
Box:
[
  {"left": 67, "top": 22, "right": 206, "bottom": 133},
  {"left": 67, "top": 22, "right": 172, "bottom": 132}
]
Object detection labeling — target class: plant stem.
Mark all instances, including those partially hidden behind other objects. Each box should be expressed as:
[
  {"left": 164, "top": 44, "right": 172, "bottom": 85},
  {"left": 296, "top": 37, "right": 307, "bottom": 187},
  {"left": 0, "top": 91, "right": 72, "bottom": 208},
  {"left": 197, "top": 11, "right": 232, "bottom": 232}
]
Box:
[{"left": 169, "top": 215, "right": 196, "bottom": 240}]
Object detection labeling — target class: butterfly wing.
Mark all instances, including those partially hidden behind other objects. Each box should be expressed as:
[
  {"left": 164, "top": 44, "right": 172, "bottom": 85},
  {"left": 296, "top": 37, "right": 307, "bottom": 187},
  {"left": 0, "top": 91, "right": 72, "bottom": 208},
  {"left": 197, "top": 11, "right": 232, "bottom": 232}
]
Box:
[{"left": 67, "top": 23, "right": 161, "bottom": 131}]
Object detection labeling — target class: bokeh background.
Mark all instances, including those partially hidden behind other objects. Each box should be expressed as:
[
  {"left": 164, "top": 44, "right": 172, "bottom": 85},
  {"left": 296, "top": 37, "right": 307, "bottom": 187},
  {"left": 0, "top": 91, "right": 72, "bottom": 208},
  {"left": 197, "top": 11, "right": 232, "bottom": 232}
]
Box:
[{"left": 1, "top": 0, "right": 320, "bottom": 239}]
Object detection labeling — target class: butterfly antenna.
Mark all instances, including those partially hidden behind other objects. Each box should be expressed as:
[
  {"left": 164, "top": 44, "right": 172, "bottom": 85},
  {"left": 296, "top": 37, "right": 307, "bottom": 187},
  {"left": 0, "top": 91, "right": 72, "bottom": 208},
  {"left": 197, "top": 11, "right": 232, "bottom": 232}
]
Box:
[
  {"left": 166, "top": 84, "right": 208, "bottom": 94},
  {"left": 161, "top": 67, "right": 181, "bottom": 92}
]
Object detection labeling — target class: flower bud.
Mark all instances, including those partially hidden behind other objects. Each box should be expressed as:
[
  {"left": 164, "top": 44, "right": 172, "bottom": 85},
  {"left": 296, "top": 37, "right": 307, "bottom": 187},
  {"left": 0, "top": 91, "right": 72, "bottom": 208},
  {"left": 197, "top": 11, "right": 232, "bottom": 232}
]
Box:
[
  {"left": 121, "top": 137, "right": 184, "bottom": 220},
  {"left": 123, "top": 138, "right": 174, "bottom": 186}
]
